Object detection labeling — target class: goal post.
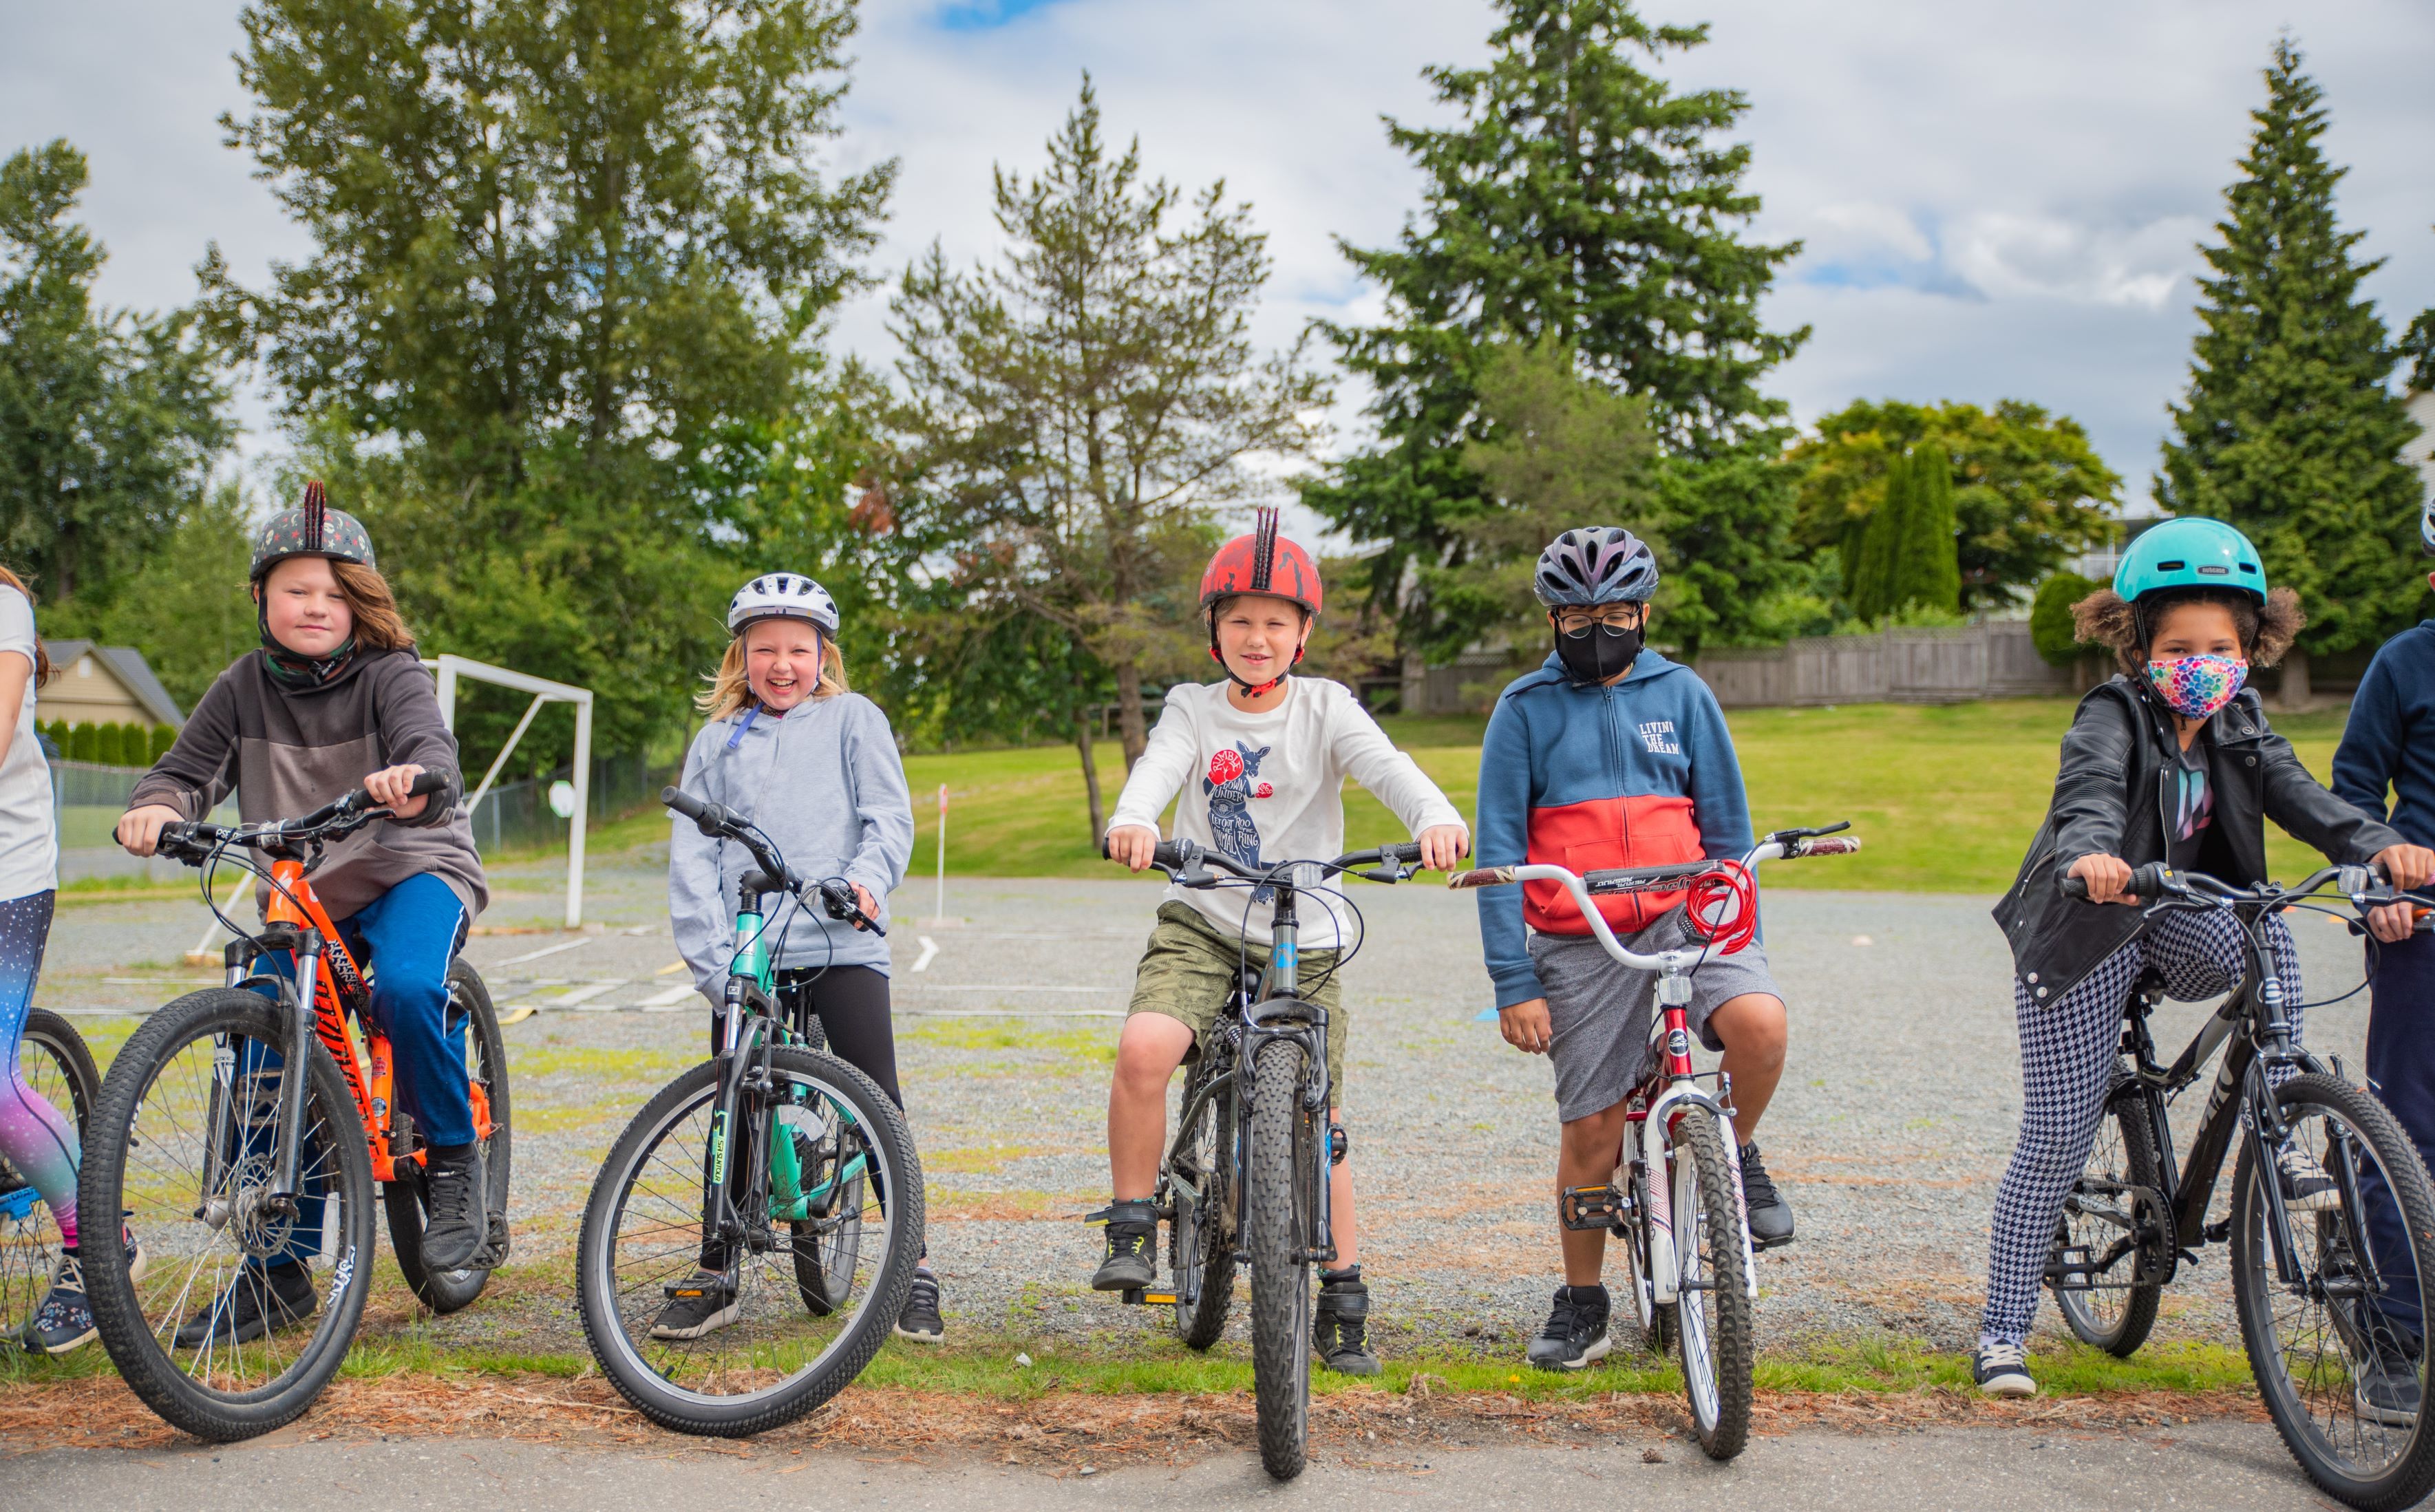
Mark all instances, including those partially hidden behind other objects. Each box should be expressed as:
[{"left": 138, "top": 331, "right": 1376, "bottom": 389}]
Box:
[{"left": 429, "top": 654, "right": 595, "bottom": 928}]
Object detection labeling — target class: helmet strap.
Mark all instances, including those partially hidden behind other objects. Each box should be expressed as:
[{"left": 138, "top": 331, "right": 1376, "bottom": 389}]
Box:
[{"left": 1207, "top": 618, "right": 1302, "bottom": 699}]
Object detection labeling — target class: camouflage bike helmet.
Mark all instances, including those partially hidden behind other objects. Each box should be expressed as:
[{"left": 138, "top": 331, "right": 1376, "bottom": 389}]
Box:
[{"left": 251, "top": 480, "right": 376, "bottom": 582}]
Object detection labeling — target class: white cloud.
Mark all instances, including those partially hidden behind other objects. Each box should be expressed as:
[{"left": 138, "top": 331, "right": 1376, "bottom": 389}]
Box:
[{"left": 6, "top": 0, "right": 2433, "bottom": 513}]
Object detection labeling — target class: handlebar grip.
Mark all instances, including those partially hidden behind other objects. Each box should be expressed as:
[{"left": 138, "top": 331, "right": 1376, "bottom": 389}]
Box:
[
  {"left": 1789, "top": 835, "right": 1862, "bottom": 858},
  {"left": 1446, "top": 867, "right": 1516, "bottom": 890},
  {"left": 661, "top": 786, "right": 734, "bottom": 836},
  {"left": 407, "top": 770, "right": 449, "bottom": 798},
  {"left": 1381, "top": 841, "right": 1425, "bottom": 864},
  {"left": 1152, "top": 840, "right": 1196, "bottom": 872},
  {"left": 2062, "top": 862, "right": 2173, "bottom": 902}
]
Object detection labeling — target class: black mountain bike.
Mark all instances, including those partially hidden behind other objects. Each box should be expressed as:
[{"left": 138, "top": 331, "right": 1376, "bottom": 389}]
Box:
[
  {"left": 2050, "top": 860, "right": 2435, "bottom": 1511},
  {"left": 573, "top": 787, "right": 922, "bottom": 1437},
  {"left": 1104, "top": 837, "right": 1423, "bottom": 1482}
]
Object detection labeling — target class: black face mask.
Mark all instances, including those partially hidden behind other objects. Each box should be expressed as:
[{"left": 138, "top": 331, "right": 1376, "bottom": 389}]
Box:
[{"left": 1555, "top": 621, "right": 1644, "bottom": 685}]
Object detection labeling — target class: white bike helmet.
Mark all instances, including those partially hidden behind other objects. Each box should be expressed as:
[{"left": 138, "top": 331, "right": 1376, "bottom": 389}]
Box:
[{"left": 726, "top": 573, "right": 840, "bottom": 636}]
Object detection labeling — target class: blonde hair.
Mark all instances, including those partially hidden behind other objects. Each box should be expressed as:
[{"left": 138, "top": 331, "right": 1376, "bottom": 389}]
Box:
[{"left": 696, "top": 632, "right": 850, "bottom": 720}]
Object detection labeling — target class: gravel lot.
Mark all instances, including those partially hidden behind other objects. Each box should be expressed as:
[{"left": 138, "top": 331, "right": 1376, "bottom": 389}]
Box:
[{"left": 38, "top": 846, "right": 2385, "bottom": 1365}]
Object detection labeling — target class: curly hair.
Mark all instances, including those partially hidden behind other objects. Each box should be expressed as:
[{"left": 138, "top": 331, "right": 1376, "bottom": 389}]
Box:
[{"left": 2070, "top": 584, "right": 2304, "bottom": 677}]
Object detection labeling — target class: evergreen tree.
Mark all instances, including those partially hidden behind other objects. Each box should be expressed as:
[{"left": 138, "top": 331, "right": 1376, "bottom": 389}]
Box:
[
  {"left": 2156, "top": 38, "right": 2424, "bottom": 701},
  {"left": 1847, "top": 451, "right": 1913, "bottom": 621},
  {"left": 1308, "top": 0, "right": 1805, "bottom": 661},
  {"left": 1897, "top": 449, "right": 1961, "bottom": 613}
]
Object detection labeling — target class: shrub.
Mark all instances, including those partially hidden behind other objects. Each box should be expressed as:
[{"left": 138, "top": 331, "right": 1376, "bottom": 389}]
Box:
[
  {"left": 150, "top": 723, "right": 176, "bottom": 762},
  {"left": 2032, "top": 572, "right": 2101, "bottom": 667}
]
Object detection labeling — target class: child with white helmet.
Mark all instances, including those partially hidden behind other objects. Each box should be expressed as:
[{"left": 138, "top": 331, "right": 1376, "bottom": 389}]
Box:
[{"left": 662, "top": 574, "right": 933, "bottom": 1341}]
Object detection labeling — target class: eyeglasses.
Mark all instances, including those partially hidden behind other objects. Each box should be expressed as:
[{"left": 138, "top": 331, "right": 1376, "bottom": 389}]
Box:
[{"left": 1552, "top": 606, "right": 1644, "bottom": 634}]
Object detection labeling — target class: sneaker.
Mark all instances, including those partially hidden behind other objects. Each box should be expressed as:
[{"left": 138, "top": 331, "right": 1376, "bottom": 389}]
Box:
[
  {"left": 25, "top": 1251, "right": 95, "bottom": 1354},
  {"left": 1739, "top": 1141, "right": 1795, "bottom": 1250},
  {"left": 173, "top": 1261, "right": 319, "bottom": 1348},
  {"left": 1974, "top": 1341, "right": 2036, "bottom": 1398},
  {"left": 418, "top": 1142, "right": 488, "bottom": 1273},
  {"left": 2279, "top": 1146, "right": 2341, "bottom": 1213},
  {"left": 1088, "top": 1200, "right": 1159, "bottom": 1291},
  {"left": 648, "top": 1270, "right": 740, "bottom": 1341},
  {"left": 895, "top": 1267, "right": 944, "bottom": 1343},
  {"left": 2357, "top": 1338, "right": 2423, "bottom": 1428},
  {"left": 1526, "top": 1284, "right": 1613, "bottom": 1371},
  {"left": 1314, "top": 1274, "right": 1381, "bottom": 1375}
]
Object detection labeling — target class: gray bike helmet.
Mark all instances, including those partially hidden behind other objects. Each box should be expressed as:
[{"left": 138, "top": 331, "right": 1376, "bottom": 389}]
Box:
[
  {"left": 1533, "top": 526, "right": 1659, "bottom": 606},
  {"left": 727, "top": 572, "right": 840, "bottom": 636}
]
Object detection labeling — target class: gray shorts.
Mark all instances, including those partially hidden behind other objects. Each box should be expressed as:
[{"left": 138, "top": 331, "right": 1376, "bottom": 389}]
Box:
[{"left": 1528, "top": 907, "right": 1785, "bottom": 1123}]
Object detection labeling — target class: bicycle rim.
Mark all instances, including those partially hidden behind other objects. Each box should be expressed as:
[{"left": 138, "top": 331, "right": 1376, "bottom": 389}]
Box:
[
  {"left": 81, "top": 990, "right": 375, "bottom": 1440},
  {"left": 2052, "top": 1080, "right": 2163, "bottom": 1356},
  {"left": 1671, "top": 1111, "right": 1754, "bottom": 1460},
  {"left": 579, "top": 1047, "right": 921, "bottom": 1434},
  {"left": 1, "top": 1011, "right": 97, "bottom": 1344},
  {"left": 2232, "top": 1074, "right": 2435, "bottom": 1509},
  {"left": 1246, "top": 1037, "right": 1312, "bottom": 1481}
]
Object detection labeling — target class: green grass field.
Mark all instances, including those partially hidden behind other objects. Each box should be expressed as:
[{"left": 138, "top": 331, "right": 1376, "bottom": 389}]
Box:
[{"left": 802, "top": 698, "right": 2352, "bottom": 895}]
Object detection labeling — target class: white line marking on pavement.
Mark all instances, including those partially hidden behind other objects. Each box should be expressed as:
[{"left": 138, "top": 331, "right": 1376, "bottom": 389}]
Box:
[
  {"left": 911, "top": 936, "right": 939, "bottom": 973},
  {"left": 896, "top": 983, "right": 1118, "bottom": 993},
  {"left": 491, "top": 936, "right": 597, "bottom": 966},
  {"left": 562, "top": 981, "right": 629, "bottom": 1010},
  {"left": 635, "top": 983, "right": 698, "bottom": 1009}
]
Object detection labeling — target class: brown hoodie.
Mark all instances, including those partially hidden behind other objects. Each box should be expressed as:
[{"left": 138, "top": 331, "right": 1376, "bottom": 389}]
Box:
[{"left": 128, "top": 649, "right": 487, "bottom": 922}]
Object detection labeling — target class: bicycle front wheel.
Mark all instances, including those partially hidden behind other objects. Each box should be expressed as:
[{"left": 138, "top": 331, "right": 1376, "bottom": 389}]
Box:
[
  {"left": 1, "top": 1009, "right": 100, "bottom": 1345},
  {"left": 1244, "top": 1036, "right": 1315, "bottom": 1482},
  {"left": 79, "top": 990, "right": 376, "bottom": 1441},
  {"left": 2051, "top": 1071, "right": 2165, "bottom": 1356},
  {"left": 1671, "top": 1109, "right": 1754, "bottom": 1461},
  {"left": 2232, "top": 1072, "right": 2435, "bottom": 1511},
  {"left": 384, "top": 960, "right": 513, "bottom": 1314},
  {"left": 576, "top": 1045, "right": 922, "bottom": 1436},
  {"left": 1171, "top": 1063, "right": 1237, "bottom": 1350}
]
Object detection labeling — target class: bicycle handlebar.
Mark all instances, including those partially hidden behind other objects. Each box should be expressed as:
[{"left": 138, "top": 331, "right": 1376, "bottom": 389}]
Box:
[
  {"left": 2060, "top": 858, "right": 2425, "bottom": 912},
  {"left": 659, "top": 787, "right": 884, "bottom": 936},
  {"left": 1445, "top": 831, "right": 1862, "bottom": 893},
  {"left": 1100, "top": 833, "right": 1427, "bottom": 884},
  {"left": 159, "top": 771, "right": 455, "bottom": 862}
]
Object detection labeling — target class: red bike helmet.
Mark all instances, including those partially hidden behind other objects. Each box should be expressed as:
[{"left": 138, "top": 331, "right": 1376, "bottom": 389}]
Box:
[{"left": 1200, "top": 508, "right": 1322, "bottom": 695}]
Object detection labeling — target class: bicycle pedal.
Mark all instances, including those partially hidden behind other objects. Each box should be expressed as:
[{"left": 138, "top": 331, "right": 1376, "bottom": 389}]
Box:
[
  {"left": 1118, "top": 1288, "right": 1179, "bottom": 1306},
  {"left": 471, "top": 1213, "right": 512, "bottom": 1270},
  {"left": 1559, "top": 1183, "right": 1628, "bottom": 1233}
]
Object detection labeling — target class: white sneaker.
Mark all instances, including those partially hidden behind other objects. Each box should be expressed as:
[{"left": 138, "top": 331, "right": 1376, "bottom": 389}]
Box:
[
  {"left": 2279, "top": 1147, "right": 2341, "bottom": 1212},
  {"left": 1974, "top": 1341, "right": 2036, "bottom": 1398}
]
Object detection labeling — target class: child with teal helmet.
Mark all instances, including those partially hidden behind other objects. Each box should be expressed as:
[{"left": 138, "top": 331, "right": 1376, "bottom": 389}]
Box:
[{"left": 1971, "top": 516, "right": 2435, "bottom": 1403}]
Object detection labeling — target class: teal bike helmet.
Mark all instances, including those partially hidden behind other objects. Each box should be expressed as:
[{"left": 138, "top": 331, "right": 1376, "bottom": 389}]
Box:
[{"left": 2112, "top": 517, "right": 2266, "bottom": 604}]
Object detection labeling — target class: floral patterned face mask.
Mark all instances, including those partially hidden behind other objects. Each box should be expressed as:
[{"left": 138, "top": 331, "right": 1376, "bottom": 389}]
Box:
[{"left": 2146, "top": 653, "right": 2247, "bottom": 721}]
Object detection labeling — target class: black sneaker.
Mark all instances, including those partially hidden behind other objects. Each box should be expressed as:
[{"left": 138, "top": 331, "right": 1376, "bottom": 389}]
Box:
[
  {"left": 1526, "top": 1284, "right": 1612, "bottom": 1371},
  {"left": 173, "top": 1261, "right": 319, "bottom": 1347},
  {"left": 1315, "top": 1275, "right": 1381, "bottom": 1375},
  {"left": 1089, "top": 1200, "right": 1159, "bottom": 1291},
  {"left": 649, "top": 1270, "right": 739, "bottom": 1341},
  {"left": 1974, "top": 1341, "right": 2036, "bottom": 1398},
  {"left": 1739, "top": 1141, "right": 1794, "bottom": 1250},
  {"left": 419, "top": 1142, "right": 487, "bottom": 1273},
  {"left": 2357, "top": 1338, "right": 2423, "bottom": 1427},
  {"left": 2279, "top": 1146, "right": 2341, "bottom": 1213},
  {"left": 895, "top": 1267, "right": 944, "bottom": 1343}
]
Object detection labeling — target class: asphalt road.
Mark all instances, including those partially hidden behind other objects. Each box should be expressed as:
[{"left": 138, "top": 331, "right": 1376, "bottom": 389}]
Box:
[{"left": 3, "top": 1421, "right": 2342, "bottom": 1511}]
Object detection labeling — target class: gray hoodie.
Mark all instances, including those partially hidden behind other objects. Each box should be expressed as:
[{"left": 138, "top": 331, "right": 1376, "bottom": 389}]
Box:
[{"left": 668, "top": 692, "right": 914, "bottom": 1001}]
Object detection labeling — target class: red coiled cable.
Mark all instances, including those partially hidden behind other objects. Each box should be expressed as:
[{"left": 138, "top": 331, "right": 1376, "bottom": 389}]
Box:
[{"left": 1683, "top": 859, "right": 1759, "bottom": 955}]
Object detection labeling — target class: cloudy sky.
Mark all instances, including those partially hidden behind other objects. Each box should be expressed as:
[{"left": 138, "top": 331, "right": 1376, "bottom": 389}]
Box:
[{"left": 8, "top": 0, "right": 2433, "bottom": 517}]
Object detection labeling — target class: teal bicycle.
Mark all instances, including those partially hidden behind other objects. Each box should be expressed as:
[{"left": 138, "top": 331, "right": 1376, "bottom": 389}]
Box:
[{"left": 573, "top": 787, "right": 923, "bottom": 1436}]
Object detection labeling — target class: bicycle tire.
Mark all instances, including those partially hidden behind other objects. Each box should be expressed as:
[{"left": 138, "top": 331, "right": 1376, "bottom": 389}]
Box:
[
  {"left": 79, "top": 989, "right": 376, "bottom": 1441},
  {"left": 2051, "top": 1072, "right": 2165, "bottom": 1356},
  {"left": 385, "top": 961, "right": 513, "bottom": 1314},
  {"left": 576, "top": 1045, "right": 922, "bottom": 1436},
  {"left": 1245, "top": 1036, "right": 1315, "bottom": 1481},
  {"left": 1671, "top": 1111, "right": 1754, "bottom": 1461},
  {"left": 1, "top": 1009, "right": 100, "bottom": 1344},
  {"left": 2231, "top": 1072, "right": 2435, "bottom": 1511},
  {"left": 1170, "top": 1067, "right": 1236, "bottom": 1350},
  {"left": 789, "top": 1123, "right": 862, "bottom": 1316}
]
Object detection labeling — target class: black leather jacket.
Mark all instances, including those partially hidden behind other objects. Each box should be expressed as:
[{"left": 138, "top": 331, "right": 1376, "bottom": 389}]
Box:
[{"left": 1994, "top": 677, "right": 2403, "bottom": 1006}]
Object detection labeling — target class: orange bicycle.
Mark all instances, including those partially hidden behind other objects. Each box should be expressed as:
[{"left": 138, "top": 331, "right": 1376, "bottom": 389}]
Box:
[{"left": 76, "top": 776, "right": 511, "bottom": 1440}]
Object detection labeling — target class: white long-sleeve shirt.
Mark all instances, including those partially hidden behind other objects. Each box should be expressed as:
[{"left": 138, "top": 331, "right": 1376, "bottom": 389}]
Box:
[{"left": 1109, "top": 677, "right": 1465, "bottom": 950}]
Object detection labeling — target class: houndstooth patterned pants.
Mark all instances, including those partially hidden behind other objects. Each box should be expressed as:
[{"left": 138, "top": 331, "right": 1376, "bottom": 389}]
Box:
[{"left": 1978, "top": 904, "right": 2304, "bottom": 1349}]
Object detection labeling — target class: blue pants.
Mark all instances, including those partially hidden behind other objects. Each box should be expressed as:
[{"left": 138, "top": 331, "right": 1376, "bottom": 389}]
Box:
[
  {"left": 2364, "top": 928, "right": 2435, "bottom": 1337},
  {"left": 240, "top": 873, "right": 470, "bottom": 1264}
]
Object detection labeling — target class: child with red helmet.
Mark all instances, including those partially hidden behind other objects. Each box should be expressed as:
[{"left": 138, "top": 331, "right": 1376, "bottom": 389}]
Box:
[{"left": 1097, "top": 509, "right": 1469, "bottom": 1373}]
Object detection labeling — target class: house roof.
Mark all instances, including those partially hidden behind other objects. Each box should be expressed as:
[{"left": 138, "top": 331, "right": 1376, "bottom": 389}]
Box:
[{"left": 39, "top": 641, "right": 186, "bottom": 727}]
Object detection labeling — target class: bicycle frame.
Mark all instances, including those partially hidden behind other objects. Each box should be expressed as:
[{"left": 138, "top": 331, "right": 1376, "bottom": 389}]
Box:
[{"left": 211, "top": 855, "right": 497, "bottom": 1202}]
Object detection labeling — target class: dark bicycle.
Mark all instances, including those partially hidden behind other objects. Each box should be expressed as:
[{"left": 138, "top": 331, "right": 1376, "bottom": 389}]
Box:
[
  {"left": 2050, "top": 860, "right": 2435, "bottom": 1510},
  {"left": 1103, "top": 836, "right": 1424, "bottom": 1482},
  {"left": 573, "top": 787, "right": 922, "bottom": 1437}
]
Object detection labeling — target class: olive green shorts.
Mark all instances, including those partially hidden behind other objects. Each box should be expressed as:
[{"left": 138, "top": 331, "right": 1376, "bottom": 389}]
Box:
[{"left": 1127, "top": 902, "right": 1348, "bottom": 1095}]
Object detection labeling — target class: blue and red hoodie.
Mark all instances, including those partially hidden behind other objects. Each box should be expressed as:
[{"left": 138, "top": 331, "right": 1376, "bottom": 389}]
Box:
[{"left": 1474, "top": 648, "right": 1754, "bottom": 1009}]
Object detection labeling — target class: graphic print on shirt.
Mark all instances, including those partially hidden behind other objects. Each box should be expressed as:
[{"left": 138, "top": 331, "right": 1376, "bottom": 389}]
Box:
[
  {"left": 1204, "top": 741, "right": 1275, "bottom": 899},
  {"left": 1637, "top": 720, "right": 1679, "bottom": 756}
]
